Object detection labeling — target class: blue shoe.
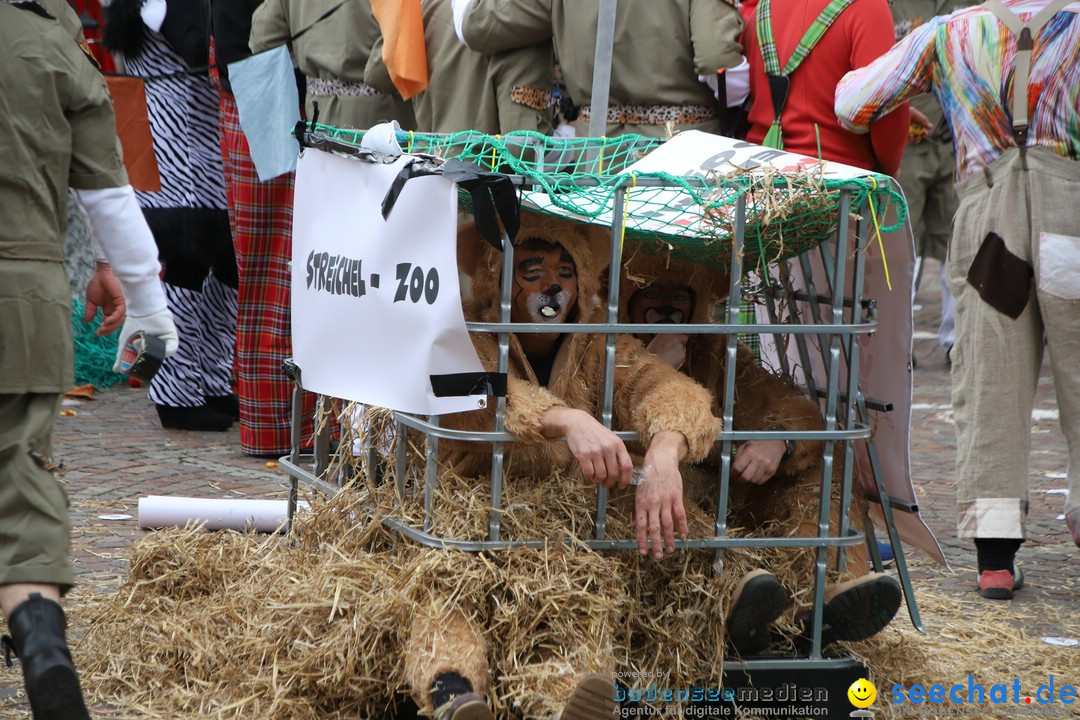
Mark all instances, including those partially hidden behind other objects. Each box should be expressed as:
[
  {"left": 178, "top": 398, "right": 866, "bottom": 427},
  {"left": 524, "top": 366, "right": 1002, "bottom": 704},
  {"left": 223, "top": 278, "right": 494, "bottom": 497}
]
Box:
[{"left": 877, "top": 542, "right": 895, "bottom": 566}]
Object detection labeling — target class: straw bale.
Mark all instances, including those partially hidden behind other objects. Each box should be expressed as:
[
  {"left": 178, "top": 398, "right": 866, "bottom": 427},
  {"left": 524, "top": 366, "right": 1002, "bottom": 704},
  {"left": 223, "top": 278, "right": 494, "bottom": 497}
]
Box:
[{"left": 78, "top": 495, "right": 411, "bottom": 720}]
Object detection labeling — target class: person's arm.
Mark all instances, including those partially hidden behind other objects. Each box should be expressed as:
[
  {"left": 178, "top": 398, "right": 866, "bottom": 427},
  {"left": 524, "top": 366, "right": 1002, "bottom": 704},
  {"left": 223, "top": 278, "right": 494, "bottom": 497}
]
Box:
[
  {"left": 689, "top": 0, "right": 745, "bottom": 75},
  {"left": 454, "top": 0, "right": 553, "bottom": 52},
  {"left": 836, "top": 16, "right": 938, "bottom": 140},
  {"left": 539, "top": 406, "right": 633, "bottom": 490},
  {"left": 614, "top": 339, "right": 721, "bottom": 558},
  {"left": 728, "top": 345, "right": 825, "bottom": 485},
  {"left": 843, "top": 0, "right": 914, "bottom": 176},
  {"left": 364, "top": 33, "right": 397, "bottom": 94},
  {"left": 249, "top": 0, "right": 290, "bottom": 53},
  {"left": 636, "top": 430, "right": 690, "bottom": 559},
  {"left": 463, "top": 334, "right": 633, "bottom": 488},
  {"left": 66, "top": 50, "right": 177, "bottom": 361}
]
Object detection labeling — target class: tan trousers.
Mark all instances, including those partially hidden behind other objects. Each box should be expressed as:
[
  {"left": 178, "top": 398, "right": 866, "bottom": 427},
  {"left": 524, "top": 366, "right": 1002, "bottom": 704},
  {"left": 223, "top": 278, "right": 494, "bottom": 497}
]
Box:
[{"left": 949, "top": 147, "right": 1080, "bottom": 539}]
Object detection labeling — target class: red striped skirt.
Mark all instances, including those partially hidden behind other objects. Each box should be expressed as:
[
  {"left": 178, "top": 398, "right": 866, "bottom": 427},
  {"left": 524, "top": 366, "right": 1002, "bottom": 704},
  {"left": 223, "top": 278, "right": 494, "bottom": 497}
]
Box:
[{"left": 218, "top": 90, "right": 315, "bottom": 455}]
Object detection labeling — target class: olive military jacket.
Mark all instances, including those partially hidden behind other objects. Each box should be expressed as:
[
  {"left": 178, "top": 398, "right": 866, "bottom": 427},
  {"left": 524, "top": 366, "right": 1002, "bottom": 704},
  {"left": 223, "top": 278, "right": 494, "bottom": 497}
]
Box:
[
  {"left": 458, "top": 0, "right": 744, "bottom": 137},
  {"left": 365, "top": 0, "right": 554, "bottom": 134},
  {"left": 249, "top": 0, "right": 416, "bottom": 130},
  {"left": 0, "top": 0, "right": 128, "bottom": 391}
]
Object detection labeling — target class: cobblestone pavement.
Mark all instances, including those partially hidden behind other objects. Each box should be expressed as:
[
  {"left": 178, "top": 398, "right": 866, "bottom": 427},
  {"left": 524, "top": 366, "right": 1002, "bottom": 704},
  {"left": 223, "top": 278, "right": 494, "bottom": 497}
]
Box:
[{"left": 0, "top": 261, "right": 1076, "bottom": 717}]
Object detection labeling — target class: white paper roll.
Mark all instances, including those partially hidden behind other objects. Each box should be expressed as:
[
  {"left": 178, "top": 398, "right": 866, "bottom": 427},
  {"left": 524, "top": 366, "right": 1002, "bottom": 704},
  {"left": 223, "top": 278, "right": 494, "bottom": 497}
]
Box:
[{"left": 137, "top": 496, "right": 307, "bottom": 533}]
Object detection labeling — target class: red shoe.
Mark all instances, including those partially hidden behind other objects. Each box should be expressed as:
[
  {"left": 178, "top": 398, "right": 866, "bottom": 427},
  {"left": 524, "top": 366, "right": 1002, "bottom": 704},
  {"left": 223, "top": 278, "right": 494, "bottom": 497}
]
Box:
[
  {"left": 977, "top": 567, "right": 1024, "bottom": 600},
  {"left": 1067, "top": 509, "right": 1080, "bottom": 548}
]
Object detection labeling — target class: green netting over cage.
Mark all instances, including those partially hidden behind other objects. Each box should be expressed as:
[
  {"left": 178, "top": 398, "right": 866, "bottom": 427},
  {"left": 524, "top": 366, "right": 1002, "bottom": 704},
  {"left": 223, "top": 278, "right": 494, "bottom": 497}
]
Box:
[{"left": 305, "top": 125, "right": 907, "bottom": 274}]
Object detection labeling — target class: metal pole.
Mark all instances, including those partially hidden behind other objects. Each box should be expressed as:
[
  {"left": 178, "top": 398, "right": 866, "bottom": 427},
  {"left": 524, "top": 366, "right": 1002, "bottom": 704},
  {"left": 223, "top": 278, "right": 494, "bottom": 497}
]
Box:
[{"left": 587, "top": 0, "right": 618, "bottom": 170}]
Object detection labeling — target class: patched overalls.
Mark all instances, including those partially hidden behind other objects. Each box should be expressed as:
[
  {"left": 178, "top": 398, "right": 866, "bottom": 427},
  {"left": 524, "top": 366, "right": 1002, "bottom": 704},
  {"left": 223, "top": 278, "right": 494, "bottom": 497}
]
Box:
[{"left": 951, "top": 0, "right": 1080, "bottom": 539}]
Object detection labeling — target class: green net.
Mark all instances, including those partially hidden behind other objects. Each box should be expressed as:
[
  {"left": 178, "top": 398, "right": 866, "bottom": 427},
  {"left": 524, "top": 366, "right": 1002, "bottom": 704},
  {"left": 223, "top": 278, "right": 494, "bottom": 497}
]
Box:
[
  {"left": 306, "top": 126, "right": 907, "bottom": 275},
  {"left": 72, "top": 298, "right": 127, "bottom": 389}
]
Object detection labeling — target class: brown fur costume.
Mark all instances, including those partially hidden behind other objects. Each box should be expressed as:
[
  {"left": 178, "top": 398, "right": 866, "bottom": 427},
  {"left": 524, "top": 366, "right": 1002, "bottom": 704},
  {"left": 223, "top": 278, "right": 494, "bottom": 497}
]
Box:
[
  {"left": 617, "top": 251, "right": 869, "bottom": 597},
  {"left": 440, "top": 212, "right": 721, "bottom": 478},
  {"left": 403, "top": 212, "right": 723, "bottom": 717}
]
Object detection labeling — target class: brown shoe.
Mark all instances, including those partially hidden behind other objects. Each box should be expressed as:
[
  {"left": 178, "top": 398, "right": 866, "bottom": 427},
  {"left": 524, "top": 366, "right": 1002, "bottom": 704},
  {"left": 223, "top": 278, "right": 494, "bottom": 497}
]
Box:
[
  {"left": 562, "top": 674, "right": 618, "bottom": 720},
  {"left": 818, "top": 573, "right": 902, "bottom": 644},
  {"left": 433, "top": 692, "right": 493, "bottom": 720},
  {"left": 726, "top": 569, "right": 788, "bottom": 655}
]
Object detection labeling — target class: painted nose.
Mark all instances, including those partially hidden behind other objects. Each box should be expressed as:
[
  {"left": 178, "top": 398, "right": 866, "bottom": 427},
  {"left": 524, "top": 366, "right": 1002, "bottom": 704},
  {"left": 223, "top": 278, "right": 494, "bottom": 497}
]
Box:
[{"left": 545, "top": 283, "right": 563, "bottom": 296}]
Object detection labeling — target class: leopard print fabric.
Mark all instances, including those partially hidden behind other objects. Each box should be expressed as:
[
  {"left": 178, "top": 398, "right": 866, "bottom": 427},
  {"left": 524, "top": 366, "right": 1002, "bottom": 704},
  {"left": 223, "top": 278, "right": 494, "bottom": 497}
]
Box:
[
  {"left": 578, "top": 103, "right": 718, "bottom": 126},
  {"left": 510, "top": 85, "right": 554, "bottom": 112}
]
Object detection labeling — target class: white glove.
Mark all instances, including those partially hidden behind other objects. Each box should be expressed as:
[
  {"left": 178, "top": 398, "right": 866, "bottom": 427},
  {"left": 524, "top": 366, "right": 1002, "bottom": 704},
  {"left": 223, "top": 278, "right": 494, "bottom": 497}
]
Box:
[{"left": 112, "top": 309, "right": 179, "bottom": 373}]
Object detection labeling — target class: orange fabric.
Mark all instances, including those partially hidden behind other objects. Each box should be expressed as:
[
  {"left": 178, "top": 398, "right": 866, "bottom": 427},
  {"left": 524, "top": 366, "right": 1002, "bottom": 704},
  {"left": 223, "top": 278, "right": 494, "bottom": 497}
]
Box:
[
  {"left": 104, "top": 76, "right": 161, "bottom": 192},
  {"left": 370, "top": 0, "right": 428, "bottom": 100}
]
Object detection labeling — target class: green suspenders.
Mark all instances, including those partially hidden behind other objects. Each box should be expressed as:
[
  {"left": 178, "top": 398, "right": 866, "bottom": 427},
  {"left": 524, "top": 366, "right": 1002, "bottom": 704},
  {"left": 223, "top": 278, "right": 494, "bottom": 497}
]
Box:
[{"left": 756, "top": 0, "right": 857, "bottom": 149}]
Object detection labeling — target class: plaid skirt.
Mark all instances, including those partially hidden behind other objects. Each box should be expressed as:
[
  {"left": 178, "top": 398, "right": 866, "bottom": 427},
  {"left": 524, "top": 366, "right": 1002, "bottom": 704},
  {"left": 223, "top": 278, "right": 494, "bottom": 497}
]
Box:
[{"left": 218, "top": 89, "right": 315, "bottom": 455}]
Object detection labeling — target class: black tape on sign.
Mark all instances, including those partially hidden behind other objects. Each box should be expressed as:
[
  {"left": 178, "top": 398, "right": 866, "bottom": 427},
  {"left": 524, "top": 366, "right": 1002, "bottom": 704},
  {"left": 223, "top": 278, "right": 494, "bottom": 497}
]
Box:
[
  {"left": 430, "top": 372, "right": 508, "bottom": 398},
  {"left": 381, "top": 157, "right": 519, "bottom": 252}
]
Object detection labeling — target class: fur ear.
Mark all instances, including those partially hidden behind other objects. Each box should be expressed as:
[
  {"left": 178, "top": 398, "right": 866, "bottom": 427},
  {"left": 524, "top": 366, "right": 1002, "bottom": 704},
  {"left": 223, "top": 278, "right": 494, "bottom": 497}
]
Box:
[{"left": 456, "top": 221, "right": 489, "bottom": 281}]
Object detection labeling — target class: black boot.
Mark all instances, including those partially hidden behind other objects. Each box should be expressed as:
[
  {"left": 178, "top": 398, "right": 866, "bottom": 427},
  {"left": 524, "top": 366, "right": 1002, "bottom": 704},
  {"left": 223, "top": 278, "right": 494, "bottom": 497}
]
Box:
[
  {"left": 155, "top": 403, "right": 233, "bottom": 431},
  {"left": 205, "top": 394, "right": 240, "bottom": 420},
  {"left": 2, "top": 593, "right": 91, "bottom": 720}
]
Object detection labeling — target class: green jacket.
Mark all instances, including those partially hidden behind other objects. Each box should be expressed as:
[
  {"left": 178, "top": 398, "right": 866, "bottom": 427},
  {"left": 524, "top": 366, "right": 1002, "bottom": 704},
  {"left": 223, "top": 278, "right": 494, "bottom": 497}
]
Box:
[
  {"left": 459, "top": 0, "right": 744, "bottom": 137},
  {"left": 365, "top": 0, "right": 554, "bottom": 134},
  {"left": 250, "top": 0, "right": 416, "bottom": 130},
  {"left": 0, "top": 0, "right": 128, "bottom": 391}
]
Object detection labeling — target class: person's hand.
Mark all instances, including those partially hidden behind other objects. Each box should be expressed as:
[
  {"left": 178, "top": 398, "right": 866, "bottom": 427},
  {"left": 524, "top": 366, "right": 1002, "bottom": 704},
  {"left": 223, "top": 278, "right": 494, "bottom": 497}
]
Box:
[
  {"left": 908, "top": 107, "right": 933, "bottom": 144},
  {"left": 732, "top": 439, "right": 786, "bottom": 485},
  {"left": 542, "top": 407, "right": 633, "bottom": 489},
  {"left": 635, "top": 431, "right": 689, "bottom": 559},
  {"left": 112, "top": 308, "right": 179, "bottom": 373},
  {"left": 85, "top": 262, "right": 126, "bottom": 335},
  {"left": 646, "top": 333, "right": 689, "bottom": 369}
]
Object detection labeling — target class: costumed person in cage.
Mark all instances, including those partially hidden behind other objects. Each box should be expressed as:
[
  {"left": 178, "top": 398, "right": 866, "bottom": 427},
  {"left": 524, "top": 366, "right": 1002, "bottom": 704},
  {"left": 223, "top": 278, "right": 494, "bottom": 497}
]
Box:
[
  {"left": 365, "top": 0, "right": 554, "bottom": 135},
  {"left": 451, "top": 0, "right": 744, "bottom": 138},
  {"left": 103, "top": 0, "right": 240, "bottom": 432},
  {"left": 836, "top": 0, "right": 1080, "bottom": 596},
  {"left": 0, "top": 1, "right": 178, "bottom": 716},
  {"left": 396, "top": 211, "right": 724, "bottom": 720},
  {"left": 617, "top": 252, "right": 902, "bottom": 654}
]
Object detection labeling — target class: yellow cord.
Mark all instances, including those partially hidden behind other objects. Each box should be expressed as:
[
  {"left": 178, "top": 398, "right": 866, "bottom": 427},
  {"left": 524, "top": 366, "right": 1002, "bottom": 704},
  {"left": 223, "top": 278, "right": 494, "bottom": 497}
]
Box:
[
  {"left": 868, "top": 177, "right": 892, "bottom": 292},
  {"left": 620, "top": 173, "right": 637, "bottom": 253},
  {"left": 492, "top": 135, "right": 500, "bottom": 170},
  {"left": 407, "top": 130, "right": 414, "bottom": 154},
  {"left": 599, "top": 136, "right": 606, "bottom": 174}
]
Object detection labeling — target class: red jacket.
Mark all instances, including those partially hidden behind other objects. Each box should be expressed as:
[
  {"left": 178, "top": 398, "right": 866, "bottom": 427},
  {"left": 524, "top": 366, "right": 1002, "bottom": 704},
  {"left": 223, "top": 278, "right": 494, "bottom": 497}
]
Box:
[{"left": 740, "top": 0, "right": 908, "bottom": 175}]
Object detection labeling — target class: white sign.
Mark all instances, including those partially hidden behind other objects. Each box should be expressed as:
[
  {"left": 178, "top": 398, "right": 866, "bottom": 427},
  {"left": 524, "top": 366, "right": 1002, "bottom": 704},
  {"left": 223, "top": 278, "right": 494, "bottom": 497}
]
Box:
[
  {"left": 523, "top": 130, "right": 883, "bottom": 237},
  {"left": 291, "top": 148, "right": 486, "bottom": 415}
]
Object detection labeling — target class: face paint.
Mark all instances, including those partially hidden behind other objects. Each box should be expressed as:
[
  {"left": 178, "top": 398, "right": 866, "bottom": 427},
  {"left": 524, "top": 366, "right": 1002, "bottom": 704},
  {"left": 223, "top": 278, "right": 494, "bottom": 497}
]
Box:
[
  {"left": 511, "top": 239, "right": 578, "bottom": 326},
  {"left": 628, "top": 284, "right": 695, "bottom": 326}
]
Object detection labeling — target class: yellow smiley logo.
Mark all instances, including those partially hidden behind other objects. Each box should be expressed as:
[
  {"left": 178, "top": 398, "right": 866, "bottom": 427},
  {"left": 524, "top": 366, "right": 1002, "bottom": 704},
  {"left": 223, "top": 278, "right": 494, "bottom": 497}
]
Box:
[{"left": 848, "top": 678, "right": 877, "bottom": 708}]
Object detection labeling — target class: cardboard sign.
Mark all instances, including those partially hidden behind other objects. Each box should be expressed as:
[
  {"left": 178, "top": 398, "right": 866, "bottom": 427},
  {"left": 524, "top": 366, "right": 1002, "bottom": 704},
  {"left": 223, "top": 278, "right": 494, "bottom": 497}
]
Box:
[
  {"left": 105, "top": 76, "right": 160, "bottom": 192},
  {"left": 291, "top": 148, "right": 486, "bottom": 415}
]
